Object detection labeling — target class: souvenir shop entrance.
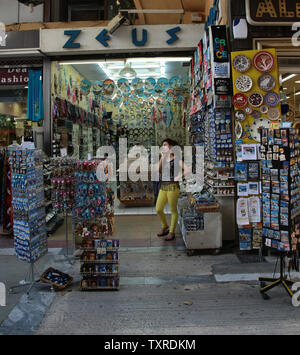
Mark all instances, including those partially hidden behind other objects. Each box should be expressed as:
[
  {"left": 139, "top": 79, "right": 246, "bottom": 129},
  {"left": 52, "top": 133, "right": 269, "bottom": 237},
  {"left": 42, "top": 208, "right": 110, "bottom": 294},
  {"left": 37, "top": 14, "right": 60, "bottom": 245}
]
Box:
[{"left": 50, "top": 55, "right": 192, "bottom": 224}]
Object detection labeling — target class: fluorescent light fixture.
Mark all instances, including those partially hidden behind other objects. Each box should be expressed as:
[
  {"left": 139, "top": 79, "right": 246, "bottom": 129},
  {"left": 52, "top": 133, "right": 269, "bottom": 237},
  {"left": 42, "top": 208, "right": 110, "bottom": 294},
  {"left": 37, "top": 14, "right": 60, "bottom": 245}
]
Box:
[
  {"left": 282, "top": 74, "right": 297, "bottom": 83},
  {"left": 295, "top": 91, "right": 300, "bottom": 96},
  {"left": 295, "top": 81, "right": 300, "bottom": 84}
]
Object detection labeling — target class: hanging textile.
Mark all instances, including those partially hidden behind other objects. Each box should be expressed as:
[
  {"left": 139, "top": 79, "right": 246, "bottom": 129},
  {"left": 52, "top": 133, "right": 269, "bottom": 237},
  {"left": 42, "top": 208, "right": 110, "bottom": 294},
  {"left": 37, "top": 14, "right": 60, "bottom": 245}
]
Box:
[{"left": 27, "top": 69, "right": 43, "bottom": 122}]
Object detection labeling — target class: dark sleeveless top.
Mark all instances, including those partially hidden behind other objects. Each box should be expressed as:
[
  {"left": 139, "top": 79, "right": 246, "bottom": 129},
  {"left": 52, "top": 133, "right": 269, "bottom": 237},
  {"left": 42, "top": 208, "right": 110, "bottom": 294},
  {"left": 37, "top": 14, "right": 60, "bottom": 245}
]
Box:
[{"left": 161, "top": 158, "right": 181, "bottom": 185}]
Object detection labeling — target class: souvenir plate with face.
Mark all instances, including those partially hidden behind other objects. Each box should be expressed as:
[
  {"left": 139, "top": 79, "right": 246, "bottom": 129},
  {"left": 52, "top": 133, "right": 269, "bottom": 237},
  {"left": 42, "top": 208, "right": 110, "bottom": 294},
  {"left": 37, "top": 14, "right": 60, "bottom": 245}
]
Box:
[
  {"left": 233, "top": 55, "right": 251, "bottom": 73},
  {"left": 235, "top": 75, "right": 253, "bottom": 92},
  {"left": 258, "top": 73, "right": 276, "bottom": 92}
]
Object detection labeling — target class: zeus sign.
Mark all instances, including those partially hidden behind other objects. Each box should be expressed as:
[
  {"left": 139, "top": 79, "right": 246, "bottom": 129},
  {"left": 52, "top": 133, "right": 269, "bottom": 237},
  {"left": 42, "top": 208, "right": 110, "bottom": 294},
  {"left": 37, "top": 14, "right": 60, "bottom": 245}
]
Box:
[{"left": 63, "top": 26, "right": 182, "bottom": 49}]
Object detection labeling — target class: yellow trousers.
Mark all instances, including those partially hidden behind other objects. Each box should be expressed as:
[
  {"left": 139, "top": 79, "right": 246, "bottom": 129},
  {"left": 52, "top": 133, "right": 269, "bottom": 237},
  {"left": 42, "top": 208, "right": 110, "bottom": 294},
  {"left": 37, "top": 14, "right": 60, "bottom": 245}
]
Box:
[{"left": 156, "top": 187, "right": 181, "bottom": 234}]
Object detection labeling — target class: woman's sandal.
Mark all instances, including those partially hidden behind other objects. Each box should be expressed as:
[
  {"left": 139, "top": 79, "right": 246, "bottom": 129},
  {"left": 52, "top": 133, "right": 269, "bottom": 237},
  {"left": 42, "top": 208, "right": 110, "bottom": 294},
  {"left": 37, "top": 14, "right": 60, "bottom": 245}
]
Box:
[
  {"left": 157, "top": 228, "right": 169, "bottom": 237},
  {"left": 164, "top": 233, "right": 175, "bottom": 241}
]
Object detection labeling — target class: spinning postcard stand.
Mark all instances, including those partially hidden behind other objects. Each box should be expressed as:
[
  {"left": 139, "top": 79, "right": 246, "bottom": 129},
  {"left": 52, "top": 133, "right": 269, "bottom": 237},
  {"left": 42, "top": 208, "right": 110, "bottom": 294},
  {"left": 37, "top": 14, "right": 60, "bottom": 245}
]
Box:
[
  {"left": 259, "top": 128, "right": 300, "bottom": 299},
  {"left": 7, "top": 146, "right": 53, "bottom": 297}
]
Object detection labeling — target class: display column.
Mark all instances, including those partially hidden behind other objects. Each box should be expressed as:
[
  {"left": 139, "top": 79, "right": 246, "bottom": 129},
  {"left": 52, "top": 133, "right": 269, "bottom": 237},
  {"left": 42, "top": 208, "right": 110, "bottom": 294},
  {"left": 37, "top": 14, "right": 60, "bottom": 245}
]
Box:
[{"left": 72, "top": 160, "right": 119, "bottom": 291}]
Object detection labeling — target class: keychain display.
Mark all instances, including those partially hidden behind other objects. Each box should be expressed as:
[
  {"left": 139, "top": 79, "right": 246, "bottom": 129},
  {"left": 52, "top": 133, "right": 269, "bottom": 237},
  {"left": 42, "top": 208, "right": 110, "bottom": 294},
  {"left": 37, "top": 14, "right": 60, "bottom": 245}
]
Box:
[
  {"left": 8, "top": 147, "right": 48, "bottom": 263},
  {"left": 50, "top": 157, "right": 76, "bottom": 213}
]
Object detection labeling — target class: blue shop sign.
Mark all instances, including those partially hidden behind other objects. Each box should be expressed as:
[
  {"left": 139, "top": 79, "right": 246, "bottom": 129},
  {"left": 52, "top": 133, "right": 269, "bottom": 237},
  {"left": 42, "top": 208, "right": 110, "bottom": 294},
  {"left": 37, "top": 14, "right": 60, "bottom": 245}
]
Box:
[{"left": 63, "top": 26, "right": 182, "bottom": 49}]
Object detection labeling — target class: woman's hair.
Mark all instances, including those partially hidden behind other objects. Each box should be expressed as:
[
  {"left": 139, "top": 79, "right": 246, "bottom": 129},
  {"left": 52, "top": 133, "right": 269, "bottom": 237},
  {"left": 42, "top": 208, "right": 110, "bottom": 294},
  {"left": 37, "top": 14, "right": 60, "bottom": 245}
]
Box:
[{"left": 162, "top": 138, "right": 179, "bottom": 147}]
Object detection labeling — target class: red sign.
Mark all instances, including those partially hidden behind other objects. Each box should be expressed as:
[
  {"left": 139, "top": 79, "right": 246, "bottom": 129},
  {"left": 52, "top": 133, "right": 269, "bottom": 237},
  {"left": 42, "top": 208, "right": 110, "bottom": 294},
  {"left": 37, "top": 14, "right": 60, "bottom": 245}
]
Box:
[{"left": 0, "top": 68, "right": 29, "bottom": 85}]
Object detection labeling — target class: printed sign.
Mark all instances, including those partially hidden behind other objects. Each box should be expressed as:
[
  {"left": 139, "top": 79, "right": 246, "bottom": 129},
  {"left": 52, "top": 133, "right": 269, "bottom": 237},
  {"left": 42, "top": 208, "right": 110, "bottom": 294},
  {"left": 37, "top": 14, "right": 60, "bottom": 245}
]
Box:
[
  {"left": 0, "top": 68, "right": 29, "bottom": 85},
  {"left": 246, "top": 0, "right": 300, "bottom": 25}
]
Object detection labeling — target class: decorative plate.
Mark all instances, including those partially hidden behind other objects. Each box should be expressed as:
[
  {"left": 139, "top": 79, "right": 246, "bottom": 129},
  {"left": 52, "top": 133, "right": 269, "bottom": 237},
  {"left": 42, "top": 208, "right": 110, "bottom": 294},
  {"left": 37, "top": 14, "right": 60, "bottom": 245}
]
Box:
[
  {"left": 233, "top": 55, "right": 251, "bottom": 73},
  {"left": 252, "top": 110, "right": 261, "bottom": 119},
  {"left": 265, "top": 92, "right": 280, "bottom": 107},
  {"left": 235, "top": 75, "right": 253, "bottom": 92},
  {"left": 253, "top": 51, "right": 275, "bottom": 73},
  {"left": 245, "top": 106, "right": 253, "bottom": 115},
  {"left": 235, "top": 110, "right": 246, "bottom": 121},
  {"left": 248, "top": 92, "right": 264, "bottom": 107},
  {"left": 249, "top": 118, "right": 271, "bottom": 142},
  {"left": 260, "top": 105, "right": 269, "bottom": 114},
  {"left": 235, "top": 122, "right": 243, "bottom": 139},
  {"left": 233, "top": 93, "right": 248, "bottom": 109},
  {"left": 267, "top": 107, "right": 281, "bottom": 121},
  {"left": 258, "top": 73, "right": 276, "bottom": 92}
]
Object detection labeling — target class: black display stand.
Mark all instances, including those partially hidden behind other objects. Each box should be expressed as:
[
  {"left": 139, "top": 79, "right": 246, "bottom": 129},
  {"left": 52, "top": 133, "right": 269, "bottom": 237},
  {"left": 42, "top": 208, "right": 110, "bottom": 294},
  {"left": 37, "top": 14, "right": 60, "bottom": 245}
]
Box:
[{"left": 259, "top": 253, "right": 295, "bottom": 300}]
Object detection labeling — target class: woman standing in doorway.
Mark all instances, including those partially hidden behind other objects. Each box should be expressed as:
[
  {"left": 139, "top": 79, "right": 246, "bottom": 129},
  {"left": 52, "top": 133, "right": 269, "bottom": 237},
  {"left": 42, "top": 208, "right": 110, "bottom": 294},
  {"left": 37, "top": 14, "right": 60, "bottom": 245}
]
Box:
[{"left": 156, "top": 139, "right": 191, "bottom": 241}]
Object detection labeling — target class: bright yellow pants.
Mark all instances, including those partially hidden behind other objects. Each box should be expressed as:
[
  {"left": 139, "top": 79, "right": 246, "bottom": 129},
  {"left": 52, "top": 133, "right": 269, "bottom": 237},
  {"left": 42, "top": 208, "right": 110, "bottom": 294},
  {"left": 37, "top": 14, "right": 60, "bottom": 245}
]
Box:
[{"left": 156, "top": 187, "right": 181, "bottom": 233}]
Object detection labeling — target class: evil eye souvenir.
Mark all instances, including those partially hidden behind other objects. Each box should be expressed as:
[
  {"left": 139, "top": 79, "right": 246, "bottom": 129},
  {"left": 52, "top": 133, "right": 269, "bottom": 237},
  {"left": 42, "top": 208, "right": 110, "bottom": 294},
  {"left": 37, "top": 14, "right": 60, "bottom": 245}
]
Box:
[
  {"left": 131, "top": 78, "right": 143, "bottom": 90},
  {"left": 117, "top": 78, "right": 130, "bottom": 94},
  {"left": 258, "top": 73, "right": 276, "bottom": 92},
  {"left": 233, "top": 54, "right": 251, "bottom": 73},
  {"left": 248, "top": 92, "right": 264, "bottom": 107},
  {"left": 235, "top": 75, "right": 253, "bottom": 92},
  {"left": 264, "top": 92, "right": 280, "bottom": 107},
  {"left": 253, "top": 51, "right": 275, "bottom": 73},
  {"left": 235, "top": 122, "right": 243, "bottom": 139}
]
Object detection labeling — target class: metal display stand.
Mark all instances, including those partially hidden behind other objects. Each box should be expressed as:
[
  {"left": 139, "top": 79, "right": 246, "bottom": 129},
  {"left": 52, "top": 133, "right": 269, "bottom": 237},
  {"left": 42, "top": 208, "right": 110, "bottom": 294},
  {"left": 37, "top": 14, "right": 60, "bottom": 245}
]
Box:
[
  {"left": 9, "top": 261, "right": 54, "bottom": 297},
  {"left": 63, "top": 210, "right": 75, "bottom": 265},
  {"left": 259, "top": 253, "right": 295, "bottom": 300}
]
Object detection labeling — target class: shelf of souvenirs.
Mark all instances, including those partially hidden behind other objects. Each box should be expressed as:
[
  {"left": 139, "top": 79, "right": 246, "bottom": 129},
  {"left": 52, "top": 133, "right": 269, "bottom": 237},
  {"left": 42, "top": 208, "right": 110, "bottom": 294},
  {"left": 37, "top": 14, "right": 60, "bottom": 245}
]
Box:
[
  {"left": 205, "top": 178, "right": 235, "bottom": 189},
  {"left": 206, "top": 184, "right": 235, "bottom": 198},
  {"left": 206, "top": 160, "right": 234, "bottom": 170},
  {"left": 205, "top": 170, "right": 235, "bottom": 180}
]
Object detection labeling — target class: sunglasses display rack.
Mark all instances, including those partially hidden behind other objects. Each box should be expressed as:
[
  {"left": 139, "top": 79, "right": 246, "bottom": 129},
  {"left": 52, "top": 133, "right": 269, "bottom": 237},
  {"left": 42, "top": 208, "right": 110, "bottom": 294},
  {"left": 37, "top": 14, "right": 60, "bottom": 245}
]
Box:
[{"left": 72, "top": 160, "right": 118, "bottom": 291}]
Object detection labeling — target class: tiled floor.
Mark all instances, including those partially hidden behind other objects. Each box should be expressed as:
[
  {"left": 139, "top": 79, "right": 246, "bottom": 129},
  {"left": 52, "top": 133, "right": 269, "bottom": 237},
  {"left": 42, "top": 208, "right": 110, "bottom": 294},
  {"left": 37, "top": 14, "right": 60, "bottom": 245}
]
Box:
[{"left": 114, "top": 198, "right": 171, "bottom": 216}]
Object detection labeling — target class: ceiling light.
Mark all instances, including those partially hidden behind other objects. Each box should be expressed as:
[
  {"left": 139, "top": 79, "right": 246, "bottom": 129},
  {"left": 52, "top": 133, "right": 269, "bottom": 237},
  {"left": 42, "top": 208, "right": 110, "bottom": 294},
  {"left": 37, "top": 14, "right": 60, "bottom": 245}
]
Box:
[
  {"left": 295, "top": 91, "right": 300, "bottom": 96},
  {"left": 282, "top": 74, "right": 297, "bottom": 83},
  {"left": 119, "top": 62, "right": 137, "bottom": 79},
  {"left": 295, "top": 81, "right": 300, "bottom": 84}
]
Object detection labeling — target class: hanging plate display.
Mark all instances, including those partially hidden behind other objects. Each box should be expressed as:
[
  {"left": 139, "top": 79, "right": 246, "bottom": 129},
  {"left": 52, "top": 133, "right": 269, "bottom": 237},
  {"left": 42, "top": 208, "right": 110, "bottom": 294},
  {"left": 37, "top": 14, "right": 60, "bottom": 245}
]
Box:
[
  {"left": 258, "top": 73, "right": 276, "bottom": 92},
  {"left": 267, "top": 107, "right": 281, "bottom": 121},
  {"left": 169, "top": 76, "right": 182, "bottom": 89},
  {"left": 260, "top": 105, "right": 269, "bottom": 114},
  {"left": 92, "top": 80, "right": 102, "bottom": 95},
  {"left": 248, "top": 92, "right": 264, "bottom": 107},
  {"left": 157, "top": 78, "right": 169, "bottom": 92},
  {"left": 233, "top": 55, "right": 251, "bottom": 73},
  {"left": 253, "top": 51, "right": 275, "bottom": 73},
  {"left": 235, "top": 75, "right": 253, "bottom": 92},
  {"left": 235, "top": 122, "right": 243, "bottom": 139},
  {"left": 144, "top": 77, "right": 156, "bottom": 93},
  {"left": 233, "top": 93, "right": 248, "bottom": 109},
  {"left": 252, "top": 110, "right": 261, "bottom": 119},
  {"left": 264, "top": 92, "right": 280, "bottom": 107},
  {"left": 245, "top": 106, "right": 253, "bottom": 115},
  {"left": 102, "top": 79, "right": 115, "bottom": 97},
  {"left": 250, "top": 118, "right": 271, "bottom": 142},
  {"left": 234, "top": 110, "right": 246, "bottom": 121}
]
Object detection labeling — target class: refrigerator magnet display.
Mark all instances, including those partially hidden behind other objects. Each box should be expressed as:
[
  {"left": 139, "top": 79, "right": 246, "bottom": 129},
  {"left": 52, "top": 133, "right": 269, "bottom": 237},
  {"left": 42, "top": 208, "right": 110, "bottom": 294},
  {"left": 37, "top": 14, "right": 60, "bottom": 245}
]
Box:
[
  {"left": 235, "top": 75, "right": 253, "bottom": 92},
  {"left": 253, "top": 51, "right": 274, "bottom": 73},
  {"left": 258, "top": 73, "right": 276, "bottom": 92},
  {"left": 233, "top": 54, "right": 251, "bottom": 73}
]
